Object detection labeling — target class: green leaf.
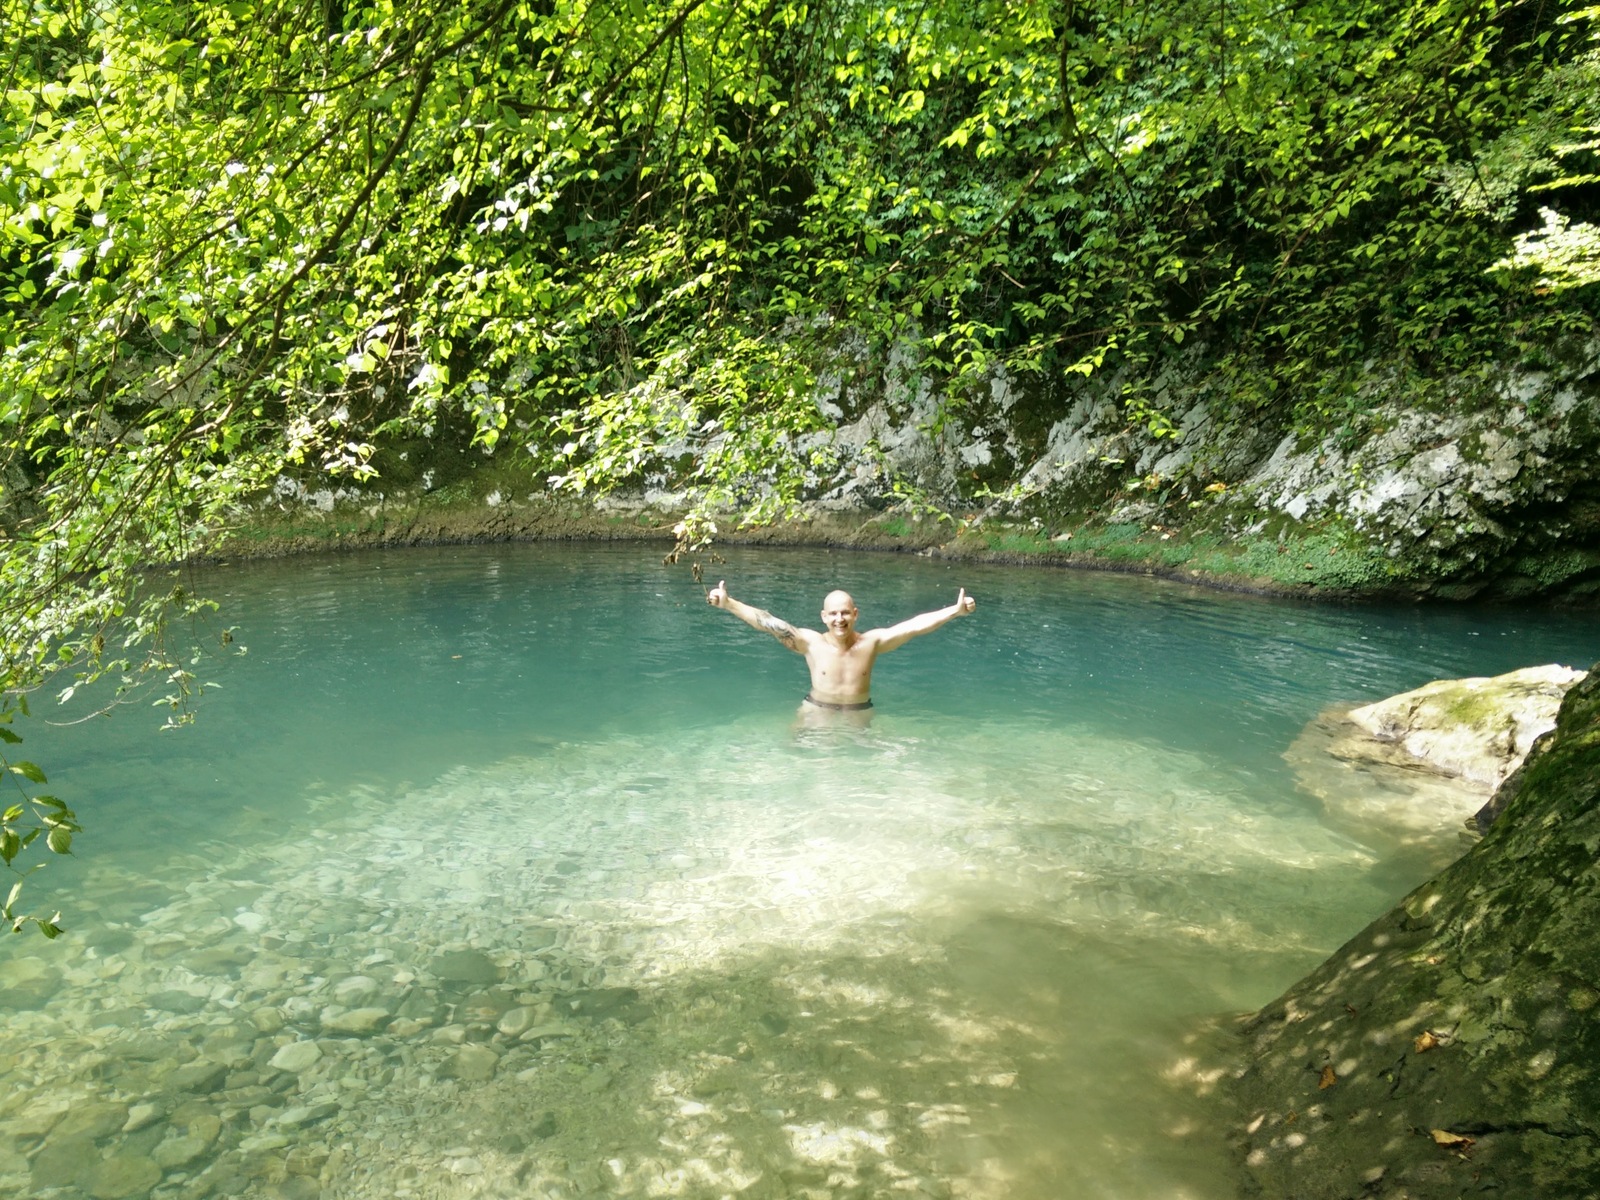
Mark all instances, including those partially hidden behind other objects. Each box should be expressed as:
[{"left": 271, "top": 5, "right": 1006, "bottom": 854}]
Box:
[{"left": 10, "top": 761, "right": 47, "bottom": 784}]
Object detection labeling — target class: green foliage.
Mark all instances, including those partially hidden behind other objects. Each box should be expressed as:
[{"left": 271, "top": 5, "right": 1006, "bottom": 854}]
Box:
[
  {"left": 978, "top": 517, "right": 1397, "bottom": 591},
  {"left": 1487, "top": 7, "right": 1600, "bottom": 288},
  {"left": 0, "top": 700, "right": 74, "bottom": 936}
]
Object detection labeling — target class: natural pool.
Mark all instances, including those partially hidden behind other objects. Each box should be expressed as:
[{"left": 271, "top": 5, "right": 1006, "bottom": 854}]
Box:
[{"left": 2, "top": 544, "right": 1596, "bottom": 1200}]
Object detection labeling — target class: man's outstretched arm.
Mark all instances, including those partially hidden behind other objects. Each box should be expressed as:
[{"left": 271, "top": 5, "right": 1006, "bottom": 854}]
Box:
[
  {"left": 707, "top": 581, "right": 810, "bottom": 653},
  {"left": 871, "top": 588, "right": 977, "bottom": 652}
]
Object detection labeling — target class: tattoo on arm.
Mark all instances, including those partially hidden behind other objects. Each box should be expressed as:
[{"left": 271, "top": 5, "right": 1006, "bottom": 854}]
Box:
[{"left": 757, "top": 614, "right": 799, "bottom": 649}]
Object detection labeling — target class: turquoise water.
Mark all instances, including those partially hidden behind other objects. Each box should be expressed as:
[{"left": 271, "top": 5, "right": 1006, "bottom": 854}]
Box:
[{"left": 2, "top": 544, "right": 1595, "bottom": 1200}]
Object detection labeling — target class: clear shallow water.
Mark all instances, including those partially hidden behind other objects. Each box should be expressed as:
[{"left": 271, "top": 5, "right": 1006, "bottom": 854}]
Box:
[{"left": 2, "top": 545, "right": 1595, "bottom": 1200}]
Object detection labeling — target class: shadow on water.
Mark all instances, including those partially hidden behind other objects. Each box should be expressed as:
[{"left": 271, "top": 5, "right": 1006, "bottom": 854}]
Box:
[{"left": 0, "top": 862, "right": 1251, "bottom": 1200}]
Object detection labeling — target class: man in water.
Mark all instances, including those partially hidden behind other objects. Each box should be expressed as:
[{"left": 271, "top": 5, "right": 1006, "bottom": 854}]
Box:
[{"left": 706, "top": 581, "right": 977, "bottom": 712}]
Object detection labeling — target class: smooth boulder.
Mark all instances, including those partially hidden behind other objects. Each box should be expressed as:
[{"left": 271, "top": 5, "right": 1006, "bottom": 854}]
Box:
[
  {"left": 1345, "top": 663, "right": 1583, "bottom": 787},
  {"left": 1286, "top": 663, "right": 1585, "bottom": 851}
]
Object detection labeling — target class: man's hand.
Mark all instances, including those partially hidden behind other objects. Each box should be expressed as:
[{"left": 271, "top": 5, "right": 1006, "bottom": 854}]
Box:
[
  {"left": 956, "top": 587, "right": 976, "bottom": 615},
  {"left": 708, "top": 580, "right": 729, "bottom": 608}
]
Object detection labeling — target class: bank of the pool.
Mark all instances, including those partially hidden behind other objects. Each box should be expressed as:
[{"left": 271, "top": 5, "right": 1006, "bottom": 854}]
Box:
[{"left": 207, "top": 488, "right": 1463, "bottom": 605}]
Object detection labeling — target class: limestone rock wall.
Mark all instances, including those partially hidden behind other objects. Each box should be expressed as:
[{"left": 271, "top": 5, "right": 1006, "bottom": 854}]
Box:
[
  {"left": 1230, "top": 663, "right": 1600, "bottom": 1199},
  {"left": 253, "top": 335, "right": 1600, "bottom": 599},
  {"left": 730, "top": 341, "right": 1600, "bottom": 599},
  {"left": 977, "top": 359, "right": 1600, "bottom": 599}
]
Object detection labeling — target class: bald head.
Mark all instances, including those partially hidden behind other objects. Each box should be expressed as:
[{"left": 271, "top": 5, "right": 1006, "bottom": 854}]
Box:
[{"left": 820, "top": 589, "right": 859, "bottom": 639}]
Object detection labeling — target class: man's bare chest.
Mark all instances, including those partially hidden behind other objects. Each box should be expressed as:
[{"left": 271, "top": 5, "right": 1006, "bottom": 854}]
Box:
[{"left": 809, "top": 638, "right": 875, "bottom": 673}]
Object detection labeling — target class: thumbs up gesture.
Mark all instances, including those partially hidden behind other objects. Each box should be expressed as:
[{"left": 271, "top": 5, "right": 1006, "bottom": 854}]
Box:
[
  {"left": 708, "top": 580, "right": 728, "bottom": 608},
  {"left": 956, "top": 588, "right": 975, "bottom": 615}
]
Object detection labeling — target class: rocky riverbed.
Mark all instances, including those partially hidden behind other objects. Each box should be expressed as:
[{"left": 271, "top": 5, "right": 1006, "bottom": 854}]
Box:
[
  {"left": 1, "top": 768, "right": 1003, "bottom": 1200},
  {"left": 8, "top": 716, "right": 1374, "bottom": 1200}
]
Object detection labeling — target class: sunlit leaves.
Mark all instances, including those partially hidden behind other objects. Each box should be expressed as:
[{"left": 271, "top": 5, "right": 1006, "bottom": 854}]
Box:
[{"left": 0, "top": 716, "right": 79, "bottom": 934}]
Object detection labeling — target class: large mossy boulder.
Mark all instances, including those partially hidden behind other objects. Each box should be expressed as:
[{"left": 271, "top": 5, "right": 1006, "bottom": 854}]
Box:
[
  {"left": 1344, "top": 664, "right": 1585, "bottom": 789},
  {"left": 1284, "top": 664, "right": 1586, "bottom": 857},
  {"left": 1231, "top": 662, "right": 1600, "bottom": 1198}
]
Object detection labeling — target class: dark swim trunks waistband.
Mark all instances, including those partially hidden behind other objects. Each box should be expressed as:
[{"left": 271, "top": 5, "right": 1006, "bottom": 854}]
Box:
[{"left": 804, "top": 694, "right": 874, "bottom": 711}]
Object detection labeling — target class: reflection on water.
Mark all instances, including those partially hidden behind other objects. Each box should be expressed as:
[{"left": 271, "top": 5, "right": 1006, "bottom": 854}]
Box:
[{"left": 1, "top": 545, "right": 1594, "bottom": 1200}]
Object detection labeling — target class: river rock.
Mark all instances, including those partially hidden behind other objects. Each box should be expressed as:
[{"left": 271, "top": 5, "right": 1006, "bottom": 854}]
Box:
[
  {"left": 331, "top": 975, "right": 380, "bottom": 1005},
  {"left": 1285, "top": 664, "right": 1585, "bottom": 852},
  {"left": 188, "top": 944, "right": 254, "bottom": 976},
  {"left": 117, "top": 1034, "right": 180, "bottom": 1063},
  {"left": 30, "top": 1133, "right": 97, "bottom": 1188},
  {"left": 1285, "top": 716, "right": 1486, "bottom": 855},
  {"left": 320, "top": 1006, "right": 391, "bottom": 1035},
  {"left": 122, "top": 1103, "right": 163, "bottom": 1133},
  {"left": 0, "top": 1143, "right": 27, "bottom": 1175},
  {"left": 186, "top": 1112, "right": 222, "bottom": 1147},
  {"left": 274, "top": 1099, "right": 339, "bottom": 1128},
  {"left": 273, "top": 1177, "right": 322, "bottom": 1200},
  {"left": 1, "top": 957, "right": 62, "bottom": 1010},
  {"left": 517, "top": 1022, "right": 577, "bottom": 1043},
  {"left": 148, "top": 989, "right": 208, "bottom": 1015},
  {"left": 496, "top": 1006, "right": 537, "bottom": 1038},
  {"left": 151, "top": 1133, "right": 210, "bottom": 1169},
  {"left": 269, "top": 1042, "right": 323, "bottom": 1073},
  {"left": 82, "top": 1152, "right": 162, "bottom": 1199},
  {"left": 167, "top": 1059, "right": 228, "bottom": 1094},
  {"left": 1345, "top": 664, "right": 1583, "bottom": 787},
  {"left": 438, "top": 1045, "right": 499, "bottom": 1082},
  {"left": 54, "top": 1099, "right": 131, "bottom": 1142},
  {"left": 430, "top": 949, "right": 501, "bottom": 985},
  {"left": 239, "top": 1132, "right": 291, "bottom": 1153},
  {"left": 458, "top": 989, "right": 517, "bottom": 1025}
]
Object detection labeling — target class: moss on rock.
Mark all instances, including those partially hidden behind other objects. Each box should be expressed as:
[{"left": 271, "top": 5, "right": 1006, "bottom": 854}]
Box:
[{"left": 1230, "top": 664, "right": 1600, "bottom": 1198}]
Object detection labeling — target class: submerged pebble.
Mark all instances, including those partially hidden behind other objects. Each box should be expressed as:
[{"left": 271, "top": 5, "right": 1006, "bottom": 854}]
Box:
[
  {"left": 269, "top": 1042, "right": 323, "bottom": 1073},
  {"left": 82, "top": 1153, "right": 162, "bottom": 1200}
]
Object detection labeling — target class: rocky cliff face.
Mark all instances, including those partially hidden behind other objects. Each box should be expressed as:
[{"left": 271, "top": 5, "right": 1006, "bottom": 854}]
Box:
[
  {"left": 1230, "top": 663, "right": 1600, "bottom": 1198},
  {"left": 807, "top": 344, "right": 1600, "bottom": 600},
  {"left": 239, "top": 341, "right": 1600, "bottom": 601}
]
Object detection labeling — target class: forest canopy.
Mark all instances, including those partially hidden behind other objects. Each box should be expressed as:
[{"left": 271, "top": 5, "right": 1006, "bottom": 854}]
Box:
[{"left": 3, "top": 0, "right": 1599, "bottom": 926}]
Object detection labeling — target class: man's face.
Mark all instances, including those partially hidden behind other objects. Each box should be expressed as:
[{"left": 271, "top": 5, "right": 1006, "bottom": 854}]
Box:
[{"left": 821, "top": 591, "right": 858, "bottom": 636}]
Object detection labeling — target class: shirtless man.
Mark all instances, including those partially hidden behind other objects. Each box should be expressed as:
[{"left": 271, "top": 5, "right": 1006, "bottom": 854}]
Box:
[{"left": 707, "top": 581, "right": 977, "bottom": 710}]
